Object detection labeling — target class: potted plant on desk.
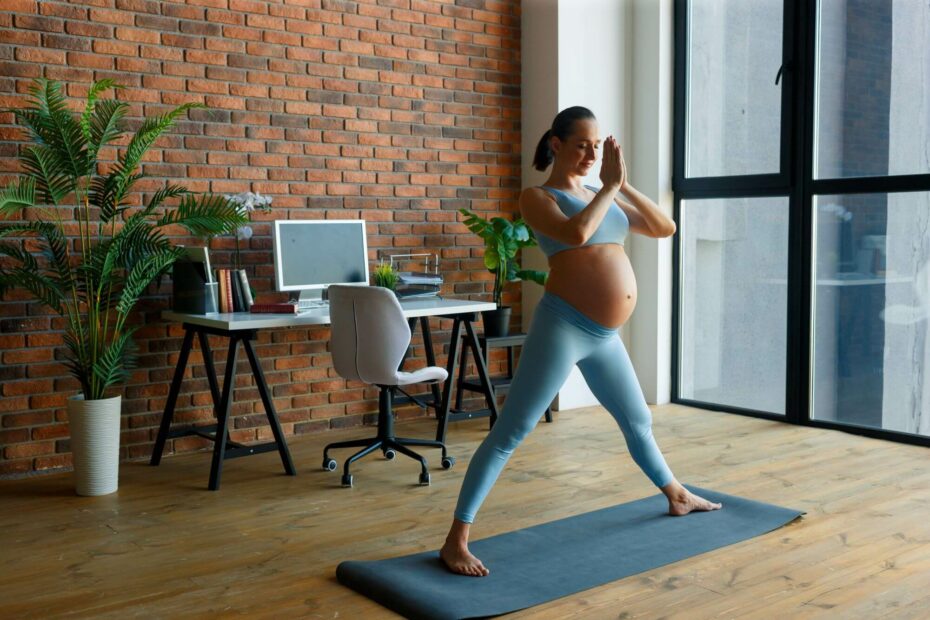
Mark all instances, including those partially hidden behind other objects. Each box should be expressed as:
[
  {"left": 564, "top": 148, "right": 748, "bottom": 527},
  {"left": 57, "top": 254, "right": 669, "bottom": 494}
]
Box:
[
  {"left": 0, "top": 79, "right": 246, "bottom": 495},
  {"left": 459, "top": 208, "right": 547, "bottom": 337},
  {"left": 372, "top": 261, "right": 399, "bottom": 291}
]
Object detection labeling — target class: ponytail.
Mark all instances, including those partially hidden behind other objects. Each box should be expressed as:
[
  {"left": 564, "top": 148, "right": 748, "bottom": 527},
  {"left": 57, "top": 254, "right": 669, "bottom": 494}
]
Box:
[
  {"left": 532, "top": 106, "right": 597, "bottom": 171},
  {"left": 532, "top": 130, "right": 553, "bottom": 171}
]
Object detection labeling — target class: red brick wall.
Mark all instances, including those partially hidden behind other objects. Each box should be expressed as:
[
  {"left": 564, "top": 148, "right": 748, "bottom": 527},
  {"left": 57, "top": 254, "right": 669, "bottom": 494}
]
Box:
[{"left": 0, "top": 0, "right": 522, "bottom": 477}]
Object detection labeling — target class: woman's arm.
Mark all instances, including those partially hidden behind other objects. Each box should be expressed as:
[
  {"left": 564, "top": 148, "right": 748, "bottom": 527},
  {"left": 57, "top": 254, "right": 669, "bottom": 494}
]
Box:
[
  {"left": 519, "top": 185, "right": 620, "bottom": 246},
  {"left": 615, "top": 183, "right": 677, "bottom": 239},
  {"left": 611, "top": 146, "right": 676, "bottom": 238},
  {"left": 519, "top": 136, "right": 625, "bottom": 246}
]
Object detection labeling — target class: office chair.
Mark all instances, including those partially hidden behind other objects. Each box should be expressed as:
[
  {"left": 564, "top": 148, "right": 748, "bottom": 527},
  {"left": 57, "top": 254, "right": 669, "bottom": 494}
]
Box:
[{"left": 322, "top": 285, "right": 455, "bottom": 487}]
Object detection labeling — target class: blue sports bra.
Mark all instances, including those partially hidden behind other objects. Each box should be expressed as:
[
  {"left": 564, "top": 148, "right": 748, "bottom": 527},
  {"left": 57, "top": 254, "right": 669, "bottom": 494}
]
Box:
[{"left": 533, "top": 185, "right": 629, "bottom": 257}]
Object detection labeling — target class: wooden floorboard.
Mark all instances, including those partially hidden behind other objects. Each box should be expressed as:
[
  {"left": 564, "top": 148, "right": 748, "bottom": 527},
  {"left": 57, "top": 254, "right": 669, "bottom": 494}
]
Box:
[{"left": 1, "top": 403, "right": 928, "bottom": 619}]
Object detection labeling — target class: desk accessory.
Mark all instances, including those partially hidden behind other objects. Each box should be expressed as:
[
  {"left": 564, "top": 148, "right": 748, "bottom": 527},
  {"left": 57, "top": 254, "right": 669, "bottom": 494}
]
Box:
[
  {"left": 387, "top": 253, "right": 443, "bottom": 298},
  {"left": 173, "top": 246, "right": 218, "bottom": 314}
]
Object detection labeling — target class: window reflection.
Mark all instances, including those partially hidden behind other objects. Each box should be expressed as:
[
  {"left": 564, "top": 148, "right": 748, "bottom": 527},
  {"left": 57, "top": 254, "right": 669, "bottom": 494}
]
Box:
[{"left": 813, "top": 192, "right": 930, "bottom": 437}]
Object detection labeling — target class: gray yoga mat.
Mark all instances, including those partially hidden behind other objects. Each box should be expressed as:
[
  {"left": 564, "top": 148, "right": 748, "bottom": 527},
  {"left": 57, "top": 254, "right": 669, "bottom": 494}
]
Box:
[{"left": 336, "top": 486, "right": 803, "bottom": 620}]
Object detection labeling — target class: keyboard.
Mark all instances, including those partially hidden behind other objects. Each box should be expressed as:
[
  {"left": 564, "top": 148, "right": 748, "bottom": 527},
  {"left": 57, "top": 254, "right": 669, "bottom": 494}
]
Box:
[{"left": 296, "top": 300, "right": 328, "bottom": 311}]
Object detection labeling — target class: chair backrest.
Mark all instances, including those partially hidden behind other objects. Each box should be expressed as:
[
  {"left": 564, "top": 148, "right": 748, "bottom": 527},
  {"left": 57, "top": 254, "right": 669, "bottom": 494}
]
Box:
[{"left": 327, "top": 285, "right": 412, "bottom": 386}]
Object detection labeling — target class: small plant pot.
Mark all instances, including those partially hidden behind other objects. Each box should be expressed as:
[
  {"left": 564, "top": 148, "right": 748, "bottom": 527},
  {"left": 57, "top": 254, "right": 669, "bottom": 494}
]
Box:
[{"left": 482, "top": 306, "right": 512, "bottom": 338}]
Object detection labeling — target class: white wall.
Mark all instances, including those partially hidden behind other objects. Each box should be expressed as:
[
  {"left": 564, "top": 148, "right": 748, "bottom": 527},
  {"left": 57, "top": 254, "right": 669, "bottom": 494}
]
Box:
[
  {"left": 520, "top": 0, "right": 558, "bottom": 333},
  {"left": 521, "top": 0, "right": 674, "bottom": 408},
  {"left": 627, "top": 0, "right": 675, "bottom": 404}
]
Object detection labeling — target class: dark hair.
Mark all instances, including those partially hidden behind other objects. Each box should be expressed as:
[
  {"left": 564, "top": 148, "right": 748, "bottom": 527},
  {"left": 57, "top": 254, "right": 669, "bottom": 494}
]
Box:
[{"left": 532, "top": 106, "right": 597, "bottom": 171}]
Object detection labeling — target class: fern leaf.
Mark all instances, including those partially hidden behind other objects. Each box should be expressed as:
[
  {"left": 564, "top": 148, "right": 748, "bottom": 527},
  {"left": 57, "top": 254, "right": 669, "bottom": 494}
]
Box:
[
  {"left": 80, "top": 79, "right": 120, "bottom": 145},
  {"left": 30, "top": 79, "right": 88, "bottom": 180},
  {"left": 110, "top": 102, "right": 202, "bottom": 206},
  {"left": 156, "top": 193, "right": 247, "bottom": 236},
  {"left": 63, "top": 329, "right": 92, "bottom": 398},
  {"left": 0, "top": 221, "right": 72, "bottom": 289},
  {"left": 115, "top": 249, "right": 181, "bottom": 318},
  {"left": 0, "top": 264, "right": 66, "bottom": 314},
  {"left": 143, "top": 184, "right": 190, "bottom": 216},
  {"left": 91, "top": 329, "right": 138, "bottom": 398},
  {"left": 86, "top": 98, "right": 127, "bottom": 168},
  {"left": 20, "top": 146, "right": 74, "bottom": 205},
  {"left": 0, "top": 178, "right": 37, "bottom": 217}
]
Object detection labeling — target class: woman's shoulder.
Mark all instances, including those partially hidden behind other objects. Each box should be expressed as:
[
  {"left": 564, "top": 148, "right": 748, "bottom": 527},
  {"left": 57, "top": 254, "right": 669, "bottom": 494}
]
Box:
[
  {"left": 519, "top": 186, "right": 559, "bottom": 214},
  {"left": 521, "top": 185, "right": 555, "bottom": 199}
]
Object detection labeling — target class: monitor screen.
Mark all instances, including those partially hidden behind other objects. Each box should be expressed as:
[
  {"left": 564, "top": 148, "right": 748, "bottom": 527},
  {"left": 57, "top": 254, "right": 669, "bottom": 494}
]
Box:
[{"left": 273, "top": 220, "right": 369, "bottom": 292}]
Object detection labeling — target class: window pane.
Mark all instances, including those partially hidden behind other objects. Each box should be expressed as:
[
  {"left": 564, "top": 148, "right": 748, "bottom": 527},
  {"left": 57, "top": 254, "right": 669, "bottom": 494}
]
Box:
[
  {"left": 815, "top": 0, "right": 930, "bottom": 179},
  {"left": 812, "top": 192, "right": 930, "bottom": 437},
  {"left": 679, "top": 197, "right": 789, "bottom": 413},
  {"left": 686, "top": 0, "right": 784, "bottom": 177}
]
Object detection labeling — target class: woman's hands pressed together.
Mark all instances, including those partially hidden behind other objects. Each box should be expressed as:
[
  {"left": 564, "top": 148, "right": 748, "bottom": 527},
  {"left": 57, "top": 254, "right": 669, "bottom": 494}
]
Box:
[{"left": 599, "top": 136, "right": 627, "bottom": 192}]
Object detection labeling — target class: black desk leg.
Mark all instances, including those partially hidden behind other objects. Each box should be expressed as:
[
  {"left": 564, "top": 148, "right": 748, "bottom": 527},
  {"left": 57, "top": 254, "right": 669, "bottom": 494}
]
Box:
[
  {"left": 463, "top": 318, "right": 500, "bottom": 428},
  {"left": 151, "top": 328, "right": 195, "bottom": 466},
  {"left": 197, "top": 330, "right": 222, "bottom": 416},
  {"left": 436, "top": 316, "right": 464, "bottom": 443},
  {"left": 419, "top": 316, "right": 442, "bottom": 409},
  {"left": 242, "top": 337, "right": 296, "bottom": 476},
  {"left": 208, "top": 336, "right": 239, "bottom": 491}
]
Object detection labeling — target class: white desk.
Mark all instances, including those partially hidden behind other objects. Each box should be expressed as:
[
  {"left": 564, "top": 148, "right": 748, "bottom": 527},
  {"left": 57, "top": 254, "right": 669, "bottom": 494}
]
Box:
[
  {"left": 153, "top": 296, "right": 498, "bottom": 490},
  {"left": 162, "top": 296, "right": 494, "bottom": 330}
]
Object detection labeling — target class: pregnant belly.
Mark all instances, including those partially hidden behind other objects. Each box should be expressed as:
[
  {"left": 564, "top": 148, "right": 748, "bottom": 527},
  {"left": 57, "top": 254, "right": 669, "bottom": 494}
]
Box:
[{"left": 544, "top": 245, "right": 638, "bottom": 329}]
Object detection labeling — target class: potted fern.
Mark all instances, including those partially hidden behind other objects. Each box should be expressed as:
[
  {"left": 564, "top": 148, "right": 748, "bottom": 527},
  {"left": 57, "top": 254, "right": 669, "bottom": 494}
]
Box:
[
  {"left": 459, "top": 208, "right": 547, "bottom": 337},
  {"left": 0, "top": 79, "right": 246, "bottom": 495}
]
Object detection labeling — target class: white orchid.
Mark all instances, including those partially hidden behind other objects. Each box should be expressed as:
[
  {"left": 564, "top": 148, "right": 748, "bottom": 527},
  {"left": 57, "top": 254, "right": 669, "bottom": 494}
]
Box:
[
  {"left": 223, "top": 192, "right": 272, "bottom": 269},
  {"left": 226, "top": 191, "right": 273, "bottom": 215}
]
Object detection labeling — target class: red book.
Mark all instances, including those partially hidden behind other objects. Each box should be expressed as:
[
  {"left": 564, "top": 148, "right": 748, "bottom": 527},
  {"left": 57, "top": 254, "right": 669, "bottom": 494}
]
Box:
[
  {"left": 249, "top": 302, "right": 299, "bottom": 314},
  {"left": 249, "top": 293, "right": 298, "bottom": 314},
  {"left": 223, "top": 270, "right": 234, "bottom": 313}
]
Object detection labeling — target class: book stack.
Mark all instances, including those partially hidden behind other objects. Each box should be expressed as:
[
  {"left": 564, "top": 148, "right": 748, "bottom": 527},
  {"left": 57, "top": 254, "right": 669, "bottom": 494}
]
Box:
[{"left": 215, "top": 268, "right": 254, "bottom": 313}]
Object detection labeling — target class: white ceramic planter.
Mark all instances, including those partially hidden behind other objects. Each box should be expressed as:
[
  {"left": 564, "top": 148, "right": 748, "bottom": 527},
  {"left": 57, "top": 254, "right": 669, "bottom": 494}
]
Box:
[{"left": 67, "top": 395, "right": 121, "bottom": 496}]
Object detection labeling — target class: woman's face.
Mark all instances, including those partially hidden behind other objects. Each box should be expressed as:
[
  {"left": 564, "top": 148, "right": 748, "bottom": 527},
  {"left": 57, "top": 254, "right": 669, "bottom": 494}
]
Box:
[{"left": 551, "top": 118, "right": 600, "bottom": 175}]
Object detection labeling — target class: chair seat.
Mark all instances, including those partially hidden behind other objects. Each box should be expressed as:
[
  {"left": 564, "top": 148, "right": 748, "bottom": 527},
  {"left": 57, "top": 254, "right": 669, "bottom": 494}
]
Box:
[{"left": 393, "top": 365, "right": 448, "bottom": 386}]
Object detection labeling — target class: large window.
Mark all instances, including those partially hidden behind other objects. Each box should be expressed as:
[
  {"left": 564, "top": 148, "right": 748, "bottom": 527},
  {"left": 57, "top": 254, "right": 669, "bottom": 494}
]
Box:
[
  {"left": 679, "top": 197, "right": 789, "bottom": 414},
  {"left": 674, "top": 0, "right": 930, "bottom": 445},
  {"left": 686, "top": 0, "right": 784, "bottom": 178}
]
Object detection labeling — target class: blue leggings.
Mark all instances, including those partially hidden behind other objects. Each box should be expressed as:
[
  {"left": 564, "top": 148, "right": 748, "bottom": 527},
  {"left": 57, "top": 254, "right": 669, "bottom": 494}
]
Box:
[{"left": 453, "top": 292, "right": 675, "bottom": 524}]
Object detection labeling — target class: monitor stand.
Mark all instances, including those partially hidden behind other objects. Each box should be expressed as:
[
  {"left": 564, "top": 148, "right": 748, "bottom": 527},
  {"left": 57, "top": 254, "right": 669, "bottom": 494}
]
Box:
[{"left": 289, "top": 289, "right": 328, "bottom": 310}]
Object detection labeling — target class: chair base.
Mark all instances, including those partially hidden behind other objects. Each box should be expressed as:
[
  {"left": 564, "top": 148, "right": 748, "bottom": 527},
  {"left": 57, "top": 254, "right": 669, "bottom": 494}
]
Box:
[{"left": 322, "top": 386, "right": 451, "bottom": 486}]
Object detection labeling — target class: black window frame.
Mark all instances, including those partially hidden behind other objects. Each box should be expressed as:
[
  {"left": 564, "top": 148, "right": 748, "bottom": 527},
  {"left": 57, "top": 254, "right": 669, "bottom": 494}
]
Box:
[{"left": 672, "top": 0, "right": 930, "bottom": 448}]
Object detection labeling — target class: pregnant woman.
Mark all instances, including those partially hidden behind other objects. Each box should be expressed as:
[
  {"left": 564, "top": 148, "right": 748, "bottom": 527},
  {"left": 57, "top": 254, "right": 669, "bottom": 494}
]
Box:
[{"left": 440, "top": 106, "right": 722, "bottom": 577}]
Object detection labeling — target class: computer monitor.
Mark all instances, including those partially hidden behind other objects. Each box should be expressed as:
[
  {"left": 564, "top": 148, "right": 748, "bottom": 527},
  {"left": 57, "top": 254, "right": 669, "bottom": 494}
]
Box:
[{"left": 273, "top": 220, "right": 369, "bottom": 305}]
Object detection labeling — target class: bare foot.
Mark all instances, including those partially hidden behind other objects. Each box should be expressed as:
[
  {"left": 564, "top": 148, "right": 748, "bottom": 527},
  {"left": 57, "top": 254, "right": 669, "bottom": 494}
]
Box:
[
  {"left": 440, "top": 541, "right": 490, "bottom": 577},
  {"left": 666, "top": 485, "right": 723, "bottom": 516}
]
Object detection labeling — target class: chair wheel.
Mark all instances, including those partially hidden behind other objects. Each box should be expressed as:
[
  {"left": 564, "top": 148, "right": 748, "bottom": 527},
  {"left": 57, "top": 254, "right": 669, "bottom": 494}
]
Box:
[
  {"left": 322, "top": 457, "right": 337, "bottom": 471},
  {"left": 341, "top": 474, "right": 353, "bottom": 488},
  {"left": 383, "top": 448, "right": 396, "bottom": 461},
  {"left": 441, "top": 456, "right": 455, "bottom": 470},
  {"left": 419, "top": 471, "right": 431, "bottom": 486}
]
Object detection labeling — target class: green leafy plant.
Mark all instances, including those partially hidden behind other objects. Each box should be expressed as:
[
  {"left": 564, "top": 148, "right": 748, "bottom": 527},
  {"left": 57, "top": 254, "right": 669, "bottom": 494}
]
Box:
[
  {"left": 0, "top": 79, "right": 247, "bottom": 400},
  {"left": 373, "top": 262, "right": 399, "bottom": 290},
  {"left": 459, "top": 208, "right": 548, "bottom": 306}
]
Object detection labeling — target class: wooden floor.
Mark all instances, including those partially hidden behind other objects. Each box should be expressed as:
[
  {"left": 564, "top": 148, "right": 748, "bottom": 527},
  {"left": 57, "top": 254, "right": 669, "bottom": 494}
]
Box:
[{"left": 1, "top": 404, "right": 928, "bottom": 619}]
